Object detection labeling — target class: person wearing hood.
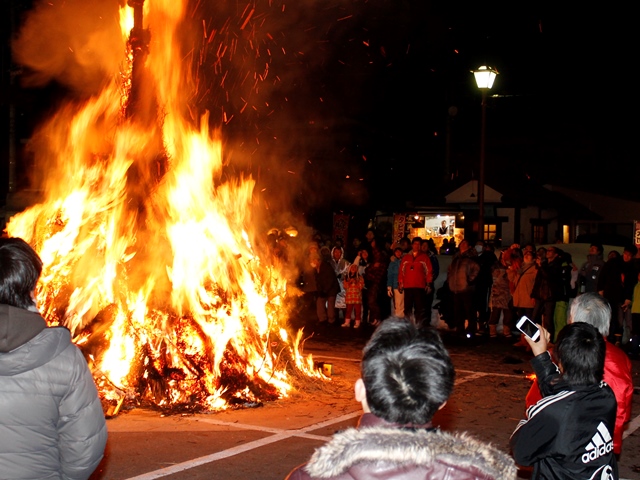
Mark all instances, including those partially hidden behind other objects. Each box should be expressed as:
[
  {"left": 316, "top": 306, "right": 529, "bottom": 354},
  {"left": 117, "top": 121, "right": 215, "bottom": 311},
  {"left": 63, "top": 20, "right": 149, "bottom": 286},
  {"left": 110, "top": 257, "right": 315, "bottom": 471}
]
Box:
[
  {"left": 0, "top": 237, "right": 107, "bottom": 479},
  {"left": 286, "top": 318, "right": 517, "bottom": 480}
]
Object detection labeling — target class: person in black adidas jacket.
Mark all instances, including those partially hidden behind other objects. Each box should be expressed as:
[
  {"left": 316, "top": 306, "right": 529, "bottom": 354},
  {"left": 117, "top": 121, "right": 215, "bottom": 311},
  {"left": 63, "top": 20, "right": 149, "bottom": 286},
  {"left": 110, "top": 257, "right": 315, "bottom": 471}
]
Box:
[{"left": 510, "top": 322, "right": 618, "bottom": 479}]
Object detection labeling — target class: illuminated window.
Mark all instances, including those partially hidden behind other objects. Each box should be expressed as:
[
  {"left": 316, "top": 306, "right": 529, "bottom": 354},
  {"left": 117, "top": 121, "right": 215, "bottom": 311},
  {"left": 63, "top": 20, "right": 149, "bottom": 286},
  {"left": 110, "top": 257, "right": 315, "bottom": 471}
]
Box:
[
  {"left": 483, "top": 224, "right": 497, "bottom": 241},
  {"left": 562, "top": 225, "right": 570, "bottom": 244}
]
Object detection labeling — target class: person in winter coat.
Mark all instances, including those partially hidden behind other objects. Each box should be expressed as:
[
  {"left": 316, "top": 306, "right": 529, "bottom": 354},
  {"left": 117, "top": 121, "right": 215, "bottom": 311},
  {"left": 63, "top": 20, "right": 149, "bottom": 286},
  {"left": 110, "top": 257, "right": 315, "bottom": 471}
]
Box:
[
  {"left": 512, "top": 250, "right": 538, "bottom": 348},
  {"left": 533, "top": 246, "right": 566, "bottom": 341},
  {"left": 531, "top": 247, "right": 553, "bottom": 331},
  {"left": 398, "top": 237, "right": 433, "bottom": 326},
  {"left": 363, "top": 238, "right": 388, "bottom": 326},
  {"left": 511, "top": 321, "right": 618, "bottom": 479},
  {"left": 386, "top": 247, "right": 405, "bottom": 317},
  {"left": 447, "top": 240, "right": 480, "bottom": 337},
  {"left": 474, "top": 242, "right": 497, "bottom": 335},
  {"left": 578, "top": 243, "right": 605, "bottom": 294},
  {"left": 286, "top": 318, "right": 517, "bottom": 480},
  {"left": 524, "top": 293, "right": 633, "bottom": 456},
  {"left": 423, "top": 239, "right": 440, "bottom": 324},
  {"left": 488, "top": 249, "right": 517, "bottom": 338},
  {"left": 598, "top": 250, "right": 624, "bottom": 344},
  {"left": 311, "top": 255, "right": 341, "bottom": 327},
  {"left": 620, "top": 245, "right": 639, "bottom": 345},
  {"left": 512, "top": 249, "right": 537, "bottom": 321},
  {"left": 629, "top": 270, "right": 640, "bottom": 357},
  {"left": 0, "top": 238, "right": 107, "bottom": 480},
  {"left": 330, "top": 246, "right": 350, "bottom": 319},
  {"left": 342, "top": 262, "right": 366, "bottom": 329},
  {"left": 551, "top": 250, "right": 578, "bottom": 340}
]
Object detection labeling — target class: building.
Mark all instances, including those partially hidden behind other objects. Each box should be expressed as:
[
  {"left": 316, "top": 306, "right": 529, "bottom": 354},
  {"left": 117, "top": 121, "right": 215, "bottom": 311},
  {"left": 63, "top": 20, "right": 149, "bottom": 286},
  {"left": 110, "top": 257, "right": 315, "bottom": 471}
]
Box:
[{"left": 376, "top": 180, "right": 640, "bottom": 248}]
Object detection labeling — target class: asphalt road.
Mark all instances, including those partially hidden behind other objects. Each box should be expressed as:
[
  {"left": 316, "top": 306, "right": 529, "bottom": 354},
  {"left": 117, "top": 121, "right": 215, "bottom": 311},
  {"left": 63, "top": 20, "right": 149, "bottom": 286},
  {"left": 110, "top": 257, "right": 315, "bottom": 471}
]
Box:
[{"left": 88, "top": 323, "right": 640, "bottom": 480}]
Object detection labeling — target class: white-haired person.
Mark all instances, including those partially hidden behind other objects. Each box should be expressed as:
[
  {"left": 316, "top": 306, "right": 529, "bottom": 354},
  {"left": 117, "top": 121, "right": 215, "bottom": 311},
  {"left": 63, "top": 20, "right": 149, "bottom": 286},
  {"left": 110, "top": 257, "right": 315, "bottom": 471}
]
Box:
[
  {"left": 286, "top": 317, "right": 516, "bottom": 479},
  {"left": 524, "top": 292, "right": 633, "bottom": 456},
  {"left": 0, "top": 238, "right": 107, "bottom": 479}
]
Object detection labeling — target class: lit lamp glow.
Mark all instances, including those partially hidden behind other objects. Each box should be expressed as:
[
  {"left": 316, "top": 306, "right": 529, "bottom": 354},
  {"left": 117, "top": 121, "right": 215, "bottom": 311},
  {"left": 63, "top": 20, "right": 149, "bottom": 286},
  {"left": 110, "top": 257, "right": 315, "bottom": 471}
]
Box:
[
  {"left": 472, "top": 65, "right": 498, "bottom": 242},
  {"left": 473, "top": 66, "right": 498, "bottom": 90}
]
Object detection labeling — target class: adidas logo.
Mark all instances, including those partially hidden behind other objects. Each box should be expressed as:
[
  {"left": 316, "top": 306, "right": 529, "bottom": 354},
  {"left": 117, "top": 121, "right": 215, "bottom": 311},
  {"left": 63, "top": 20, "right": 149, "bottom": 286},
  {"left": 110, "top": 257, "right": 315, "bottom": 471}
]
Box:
[{"left": 581, "top": 422, "right": 613, "bottom": 464}]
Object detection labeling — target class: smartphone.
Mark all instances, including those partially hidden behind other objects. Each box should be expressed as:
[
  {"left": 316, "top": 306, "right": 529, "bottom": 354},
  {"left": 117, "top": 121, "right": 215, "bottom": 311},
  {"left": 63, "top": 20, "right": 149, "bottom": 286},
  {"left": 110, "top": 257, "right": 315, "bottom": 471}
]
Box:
[{"left": 516, "top": 316, "right": 541, "bottom": 342}]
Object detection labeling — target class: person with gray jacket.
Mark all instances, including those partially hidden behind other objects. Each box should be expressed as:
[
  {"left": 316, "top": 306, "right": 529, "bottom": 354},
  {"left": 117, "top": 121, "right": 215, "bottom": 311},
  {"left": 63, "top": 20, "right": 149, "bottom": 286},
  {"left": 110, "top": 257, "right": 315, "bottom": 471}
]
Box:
[{"left": 0, "top": 237, "right": 107, "bottom": 480}]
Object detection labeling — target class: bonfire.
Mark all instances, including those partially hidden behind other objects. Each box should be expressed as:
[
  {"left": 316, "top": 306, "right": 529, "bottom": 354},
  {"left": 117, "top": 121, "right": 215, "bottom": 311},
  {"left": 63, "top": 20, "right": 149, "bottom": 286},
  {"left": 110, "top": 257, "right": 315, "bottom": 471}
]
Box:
[{"left": 7, "top": 0, "right": 322, "bottom": 416}]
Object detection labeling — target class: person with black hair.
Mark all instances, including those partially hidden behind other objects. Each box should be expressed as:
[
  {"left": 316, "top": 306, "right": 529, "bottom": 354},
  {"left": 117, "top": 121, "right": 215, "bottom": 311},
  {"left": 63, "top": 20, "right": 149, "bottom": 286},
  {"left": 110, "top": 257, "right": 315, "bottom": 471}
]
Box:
[
  {"left": 579, "top": 243, "right": 605, "bottom": 294},
  {"left": 598, "top": 250, "right": 624, "bottom": 342},
  {"left": 525, "top": 293, "right": 633, "bottom": 456},
  {"left": 511, "top": 322, "right": 617, "bottom": 479},
  {"left": 621, "top": 244, "right": 639, "bottom": 345},
  {"left": 287, "top": 318, "right": 517, "bottom": 480},
  {"left": 0, "top": 238, "right": 107, "bottom": 479},
  {"left": 398, "top": 237, "right": 433, "bottom": 326},
  {"left": 311, "top": 254, "right": 340, "bottom": 329}
]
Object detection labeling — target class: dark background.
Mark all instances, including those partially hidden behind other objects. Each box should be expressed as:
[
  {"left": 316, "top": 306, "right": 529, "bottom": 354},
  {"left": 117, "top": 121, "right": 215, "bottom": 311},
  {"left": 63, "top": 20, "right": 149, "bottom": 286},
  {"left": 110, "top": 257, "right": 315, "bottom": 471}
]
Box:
[{"left": 1, "top": 0, "right": 637, "bottom": 233}]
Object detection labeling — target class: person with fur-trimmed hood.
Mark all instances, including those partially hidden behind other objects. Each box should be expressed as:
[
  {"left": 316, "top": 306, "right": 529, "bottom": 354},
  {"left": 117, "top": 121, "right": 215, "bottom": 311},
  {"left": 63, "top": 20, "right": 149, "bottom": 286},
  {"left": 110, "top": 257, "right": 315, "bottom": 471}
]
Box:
[{"left": 286, "top": 318, "right": 517, "bottom": 480}]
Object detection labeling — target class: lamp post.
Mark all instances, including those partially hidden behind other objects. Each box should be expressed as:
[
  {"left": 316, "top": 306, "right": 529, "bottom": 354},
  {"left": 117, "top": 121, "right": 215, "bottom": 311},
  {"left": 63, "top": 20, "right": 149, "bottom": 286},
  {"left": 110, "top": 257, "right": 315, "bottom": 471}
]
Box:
[{"left": 472, "top": 65, "right": 498, "bottom": 243}]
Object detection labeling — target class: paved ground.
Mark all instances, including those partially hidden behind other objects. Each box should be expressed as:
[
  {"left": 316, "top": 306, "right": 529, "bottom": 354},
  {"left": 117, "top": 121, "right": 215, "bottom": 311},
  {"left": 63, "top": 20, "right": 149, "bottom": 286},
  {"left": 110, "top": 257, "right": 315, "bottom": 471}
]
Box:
[{"left": 88, "top": 324, "right": 640, "bottom": 480}]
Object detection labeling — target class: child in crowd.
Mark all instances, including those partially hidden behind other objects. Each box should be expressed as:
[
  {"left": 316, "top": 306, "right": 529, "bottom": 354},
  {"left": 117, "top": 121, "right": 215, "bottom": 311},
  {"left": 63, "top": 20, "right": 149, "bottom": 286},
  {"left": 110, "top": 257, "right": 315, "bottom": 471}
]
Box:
[{"left": 342, "top": 262, "right": 365, "bottom": 328}]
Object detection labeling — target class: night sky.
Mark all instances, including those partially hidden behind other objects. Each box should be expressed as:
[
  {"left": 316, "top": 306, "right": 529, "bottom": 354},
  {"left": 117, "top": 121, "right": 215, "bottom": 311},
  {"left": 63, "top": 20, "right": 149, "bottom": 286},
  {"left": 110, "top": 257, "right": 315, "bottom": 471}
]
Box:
[{"left": 1, "top": 0, "right": 637, "bottom": 230}]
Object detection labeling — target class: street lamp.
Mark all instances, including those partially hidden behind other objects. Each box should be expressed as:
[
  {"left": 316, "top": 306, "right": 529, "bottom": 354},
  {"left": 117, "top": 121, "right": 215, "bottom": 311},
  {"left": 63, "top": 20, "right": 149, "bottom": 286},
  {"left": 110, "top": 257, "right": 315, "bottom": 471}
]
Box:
[{"left": 472, "top": 65, "right": 498, "bottom": 243}]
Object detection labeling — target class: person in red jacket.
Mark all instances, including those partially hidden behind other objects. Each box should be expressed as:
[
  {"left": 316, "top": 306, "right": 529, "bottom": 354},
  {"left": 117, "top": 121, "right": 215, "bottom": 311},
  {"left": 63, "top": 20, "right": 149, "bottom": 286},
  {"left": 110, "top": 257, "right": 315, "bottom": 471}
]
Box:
[
  {"left": 398, "top": 237, "right": 433, "bottom": 326},
  {"left": 525, "top": 292, "right": 633, "bottom": 455}
]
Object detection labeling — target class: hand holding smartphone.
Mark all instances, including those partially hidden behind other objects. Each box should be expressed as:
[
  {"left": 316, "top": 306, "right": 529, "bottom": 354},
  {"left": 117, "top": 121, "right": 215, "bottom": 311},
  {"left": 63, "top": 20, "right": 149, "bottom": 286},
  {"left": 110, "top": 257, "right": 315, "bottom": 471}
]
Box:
[
  {"left": 517, "top": 316, "right": 552, "bottom": 357},
  {"left": 516, "top": 316, "right": 540, "bottom": 342}
]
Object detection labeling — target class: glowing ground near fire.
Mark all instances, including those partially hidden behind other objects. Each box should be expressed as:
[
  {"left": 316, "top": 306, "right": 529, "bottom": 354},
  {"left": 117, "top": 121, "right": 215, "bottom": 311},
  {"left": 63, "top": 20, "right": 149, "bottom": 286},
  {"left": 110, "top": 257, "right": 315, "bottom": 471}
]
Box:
[{"left": 7, "top": 0, "right": 323, "bottom": 414}]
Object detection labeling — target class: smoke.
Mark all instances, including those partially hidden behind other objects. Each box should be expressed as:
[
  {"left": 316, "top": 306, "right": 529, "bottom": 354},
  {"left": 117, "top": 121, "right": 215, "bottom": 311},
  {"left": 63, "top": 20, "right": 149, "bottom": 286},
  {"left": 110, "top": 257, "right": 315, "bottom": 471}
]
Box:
[{"left": 12, "top": 0, "right": 124, "bottom": 95}]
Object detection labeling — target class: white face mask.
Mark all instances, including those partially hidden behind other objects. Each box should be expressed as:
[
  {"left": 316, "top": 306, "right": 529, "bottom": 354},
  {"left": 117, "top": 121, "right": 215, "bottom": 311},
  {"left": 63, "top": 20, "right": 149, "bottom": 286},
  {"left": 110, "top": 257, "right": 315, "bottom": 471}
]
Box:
[{"left": 475, "top": 245, "right": 483, "bottom": 254}]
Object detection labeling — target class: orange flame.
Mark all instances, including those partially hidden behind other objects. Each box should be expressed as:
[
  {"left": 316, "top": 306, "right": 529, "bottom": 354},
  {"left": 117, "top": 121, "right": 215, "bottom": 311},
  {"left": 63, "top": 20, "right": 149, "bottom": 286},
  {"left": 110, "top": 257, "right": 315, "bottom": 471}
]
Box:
[{"left": 7, "top": 0, "right": 324, "bottom": 413}]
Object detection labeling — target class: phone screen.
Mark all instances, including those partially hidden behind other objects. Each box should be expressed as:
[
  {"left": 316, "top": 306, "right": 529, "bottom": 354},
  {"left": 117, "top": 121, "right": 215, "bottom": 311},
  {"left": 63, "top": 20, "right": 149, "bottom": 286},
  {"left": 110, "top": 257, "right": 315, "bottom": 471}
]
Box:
[{"left": 517, "top": 316, "right": 540, "bottom": 340}]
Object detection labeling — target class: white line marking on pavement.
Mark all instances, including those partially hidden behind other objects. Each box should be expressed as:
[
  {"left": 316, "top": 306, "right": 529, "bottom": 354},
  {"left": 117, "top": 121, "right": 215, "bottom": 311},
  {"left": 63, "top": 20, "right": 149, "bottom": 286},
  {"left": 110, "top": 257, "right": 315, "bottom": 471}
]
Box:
[
  {"left": 124, "top": 432, "right": 294, "bottom": 480},
  {"left": 123, "top": 411, "right": 361, "bottom": 480},
  {"left": 120, "top": 368, "right": 591, "bottom": 480}
]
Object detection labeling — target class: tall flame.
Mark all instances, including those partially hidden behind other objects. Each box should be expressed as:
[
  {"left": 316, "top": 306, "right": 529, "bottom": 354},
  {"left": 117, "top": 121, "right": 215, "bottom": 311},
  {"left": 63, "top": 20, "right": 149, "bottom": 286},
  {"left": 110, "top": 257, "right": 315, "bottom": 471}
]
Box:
[{"left": 7, "top": 0, "right": 323, "bottom": 413}]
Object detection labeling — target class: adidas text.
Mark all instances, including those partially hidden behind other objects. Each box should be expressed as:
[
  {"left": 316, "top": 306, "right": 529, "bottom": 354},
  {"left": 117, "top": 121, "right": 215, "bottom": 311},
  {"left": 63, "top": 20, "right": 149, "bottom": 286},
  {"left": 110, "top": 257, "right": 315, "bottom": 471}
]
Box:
[
  {"left": 581, "top": 442, "right": 613, "bottom": 463},
  {"left": 582, "top": 422, "right": 613, "bottom": 464}
]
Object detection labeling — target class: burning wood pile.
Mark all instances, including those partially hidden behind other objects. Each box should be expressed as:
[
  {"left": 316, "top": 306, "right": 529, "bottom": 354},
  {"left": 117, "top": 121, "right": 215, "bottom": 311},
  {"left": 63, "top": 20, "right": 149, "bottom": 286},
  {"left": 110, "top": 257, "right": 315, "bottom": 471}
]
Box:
[{"left": 7, "top": 0, "right": 323, "bottom": 416}]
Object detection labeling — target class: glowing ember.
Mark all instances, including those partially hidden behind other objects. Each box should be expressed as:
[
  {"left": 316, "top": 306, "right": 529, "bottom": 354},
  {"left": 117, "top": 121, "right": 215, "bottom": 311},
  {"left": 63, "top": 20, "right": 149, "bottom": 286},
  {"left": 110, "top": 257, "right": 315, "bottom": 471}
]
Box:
[{"left": 7, "top": 0, "right": 324, "bottom": 414}]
